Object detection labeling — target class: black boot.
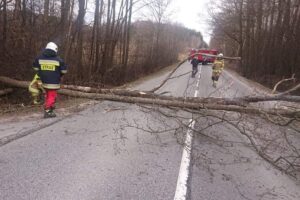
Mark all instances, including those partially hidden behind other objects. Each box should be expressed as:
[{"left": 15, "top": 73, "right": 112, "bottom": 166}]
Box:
[{"left": 44, "top": 109, "right": 56, "bottom": 118}]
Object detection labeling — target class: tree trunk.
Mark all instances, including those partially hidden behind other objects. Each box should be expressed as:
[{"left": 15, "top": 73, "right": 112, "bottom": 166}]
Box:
[
  {"left": 22, "top": 0, "right": 26, "bottom": 25},
  {"left": 0, "top": 88, "right": 13, "bottom": 96},
  {"left": 74, "top": 0, "right": 86, "bottom": 80},
  {"left": 44, "top": 0, "right": 49, "bottom": 22},
  {"left": 2, "top": 0, "right": 7, "bottom": 52},
  {"left": 0, "top": 76, "right": 299, "bottom": 118},
  {"left": 60, "top": 0, "right": 71, "bottom": 55},
  {"left": 123, "top": 0, "right": 133, "bottom": 79}
]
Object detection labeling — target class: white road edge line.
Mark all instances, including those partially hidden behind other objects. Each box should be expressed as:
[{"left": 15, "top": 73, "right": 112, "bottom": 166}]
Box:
[{"left": 174, "top": 64, "right": 202, "bottom": 200}]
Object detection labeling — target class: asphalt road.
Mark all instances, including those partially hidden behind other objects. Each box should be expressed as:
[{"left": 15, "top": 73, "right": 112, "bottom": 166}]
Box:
[{"left": 0, "top": 61, "right": 299, "bottom": 200}]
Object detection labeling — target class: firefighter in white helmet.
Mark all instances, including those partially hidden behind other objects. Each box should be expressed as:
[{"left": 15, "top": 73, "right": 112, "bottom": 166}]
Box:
[
  {"left": 211, "top": 53, "right": 224, "bottom": 88},
  {"left": 32, "top": 42, "right": 67, "bottom": 118}
]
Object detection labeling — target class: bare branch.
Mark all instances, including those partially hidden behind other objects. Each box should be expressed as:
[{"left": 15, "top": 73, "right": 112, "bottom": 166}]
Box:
[{"left": 272, "top": 74, "right": 296, "bottom": 94}]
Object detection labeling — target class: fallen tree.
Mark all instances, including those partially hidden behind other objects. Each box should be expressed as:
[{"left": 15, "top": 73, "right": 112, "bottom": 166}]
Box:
[
  {"left": 1, "top": 76, "right": 299, "bottom": 103},
  {"left": 0, "top": 72, "right": 299, "bottom": 179},
  {"left": 0, "top": 76, "right": 299, "bottom": 118},
  {"left": 0, "top": 88, "right": 13, "bottom": 96}
]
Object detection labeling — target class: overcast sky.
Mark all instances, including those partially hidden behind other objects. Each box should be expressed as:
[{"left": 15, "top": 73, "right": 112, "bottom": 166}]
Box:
[
  {"left": 171, "top": 0, "right": 212, "bottom": 44},
  {"left": 87, "top": 0, "right": 213, "bottom": 43}
]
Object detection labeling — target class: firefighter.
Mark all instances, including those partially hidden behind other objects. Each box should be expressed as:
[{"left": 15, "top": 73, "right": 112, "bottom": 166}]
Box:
[
  {"left": 33, "top": 42, "right": 67, "bottom": 118},
  {"left": 191, "top": 55, "right": 199, "bottom": 78},
  {"left": 28, "top": 74, "right": 44, "bottom": 105},
  {"left": 211, "top": 53, "right": 224, "bottom": 87}
]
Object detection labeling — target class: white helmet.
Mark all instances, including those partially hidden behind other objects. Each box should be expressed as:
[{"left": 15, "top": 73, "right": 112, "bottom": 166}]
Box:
[
  {"left": 45, "top": 42, "right": 58, "bottom": 53},
  {"left": 218, "top": 53, "right": 223, "bottom": 57}
]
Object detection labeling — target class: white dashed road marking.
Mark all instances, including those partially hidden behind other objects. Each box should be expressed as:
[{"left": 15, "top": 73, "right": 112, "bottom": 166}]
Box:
[{"left": 174, "top": 64, "right": 202, "bottom": 200}]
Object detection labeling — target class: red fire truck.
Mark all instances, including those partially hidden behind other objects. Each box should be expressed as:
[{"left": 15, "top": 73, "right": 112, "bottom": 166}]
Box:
[{"left": 189, "top": 49, "right": 218, "bottom": 65}]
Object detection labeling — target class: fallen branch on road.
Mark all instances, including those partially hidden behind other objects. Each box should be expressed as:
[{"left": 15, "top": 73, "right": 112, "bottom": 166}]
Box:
[
  {"left": 1, "top": 76, "right": 299, "bottom": 178},
  {"left": 1, "top": 76, "right": 299, "bottom": 103},
  {"left": 0, "top": 76, "right": 299, "bottom": 118},
  {"left": 131, "top": 105, "right": 300, "bottom": 178},
  {"left": 149, "top": 59, "right": 187, "bottom": 92}
]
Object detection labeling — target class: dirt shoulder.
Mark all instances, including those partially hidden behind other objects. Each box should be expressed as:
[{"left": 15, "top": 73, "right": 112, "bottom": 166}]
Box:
[
  {"left": 224, "top": 68, "right": 273, "bottom": 95},
  {"left": 0, "top": 96, "right": 98, "bottom": 123}
]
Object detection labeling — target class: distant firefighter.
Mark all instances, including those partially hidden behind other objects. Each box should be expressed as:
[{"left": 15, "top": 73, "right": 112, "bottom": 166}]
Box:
[
  {"left": 211, "top": 53, "right": 224, "bottom": 88},
  {"left": 191, "top": 55, "right": 199, "bottom": 78}
]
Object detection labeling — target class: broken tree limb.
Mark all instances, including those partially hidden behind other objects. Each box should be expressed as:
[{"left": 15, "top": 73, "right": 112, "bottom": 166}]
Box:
[
  {"left": 58, "top": 88, "right": 299, "bottom": 117},
  {"left": 272, "top": 74, "right": 296, "bottom": 94},
  {"left": 62, "top": 85, "right": 94, "bottom": 92},
  {"left": 62, "top": 84, "right": 156, "bottom": 97},
  {"left": 1, "top": 76, "right": 300, "bottom": 104},
  {"left": 0, "top": 76, "right": 156, "bottom": 98},
  {"left": 238, "top": 95, "right": 300, "bottom": 103},
  {"left": 0, "top": 76, "right": 28, "bottom": 88},
  {"left": 58, "top": 84, "right": 300, "bottom": 104},
  {"left": 42, "top": 81, "right": 300, "bottom": 104},
  {"left": 1, "top": 76, "right": 300, "bottom": 103},
  {"left": 0, "top": 88, "right": 13, "bottom": 96},
  {"left": 0, "top": 76, "right": 299, "bottom": 117},
  {"left": 277, "top": 83, "right": 300, "bottom": 96},
  {"left": 149, "top": 59, "right": 188, "bottom": 92}
]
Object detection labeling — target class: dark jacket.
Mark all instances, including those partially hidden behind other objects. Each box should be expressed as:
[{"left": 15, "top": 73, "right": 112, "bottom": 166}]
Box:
[
  {"left": 33, "top": 49, "right": 67, "bottom": 89},
  {"left": 191, "top": 58, "right": 199, "bottom": 67}
]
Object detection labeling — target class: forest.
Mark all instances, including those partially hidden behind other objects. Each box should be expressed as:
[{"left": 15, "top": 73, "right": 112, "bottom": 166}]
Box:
[
  {"left": 210, "top": 0, "right": 300, "bottom": 89},
  {"left": 1, "top": 0, "right": 299, "bottom": 90},
  {"left": 0, "top": 0, "right": 205, "bottom": 86}
]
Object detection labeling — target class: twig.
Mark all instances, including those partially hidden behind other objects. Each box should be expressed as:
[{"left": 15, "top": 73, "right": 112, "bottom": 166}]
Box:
[
  {"left": 149, "top": 59, "right": 188, "bottom": 92},
  {"left": 272, "top": 74, "right": 295, "bottom": 94},
  {"left": 277, "top": 83, "right": 300, "bottom": 96}
]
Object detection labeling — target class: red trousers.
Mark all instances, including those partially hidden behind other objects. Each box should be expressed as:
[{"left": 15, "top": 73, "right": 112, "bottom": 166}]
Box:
[{"left": 44, "top": 89, "right": 57, "bottom": 110}]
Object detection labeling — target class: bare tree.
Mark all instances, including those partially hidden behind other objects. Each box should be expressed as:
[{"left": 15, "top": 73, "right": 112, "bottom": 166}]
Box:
[
  {"left": 0, "top": 0, "right": 206, "bottom": 86},
  {"left": 210, "top": 0, "right": 300, "bottom": 89}
]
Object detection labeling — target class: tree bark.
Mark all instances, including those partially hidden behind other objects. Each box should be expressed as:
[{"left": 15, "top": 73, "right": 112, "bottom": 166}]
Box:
[
  {"left": 2, "top": 0, "right": 7, "bottom": 52},
  {"left": 44, "top": 0, "right": 49, "bottom": 22},
  {"left": 60, "top": 0, "right": 71, "bottom": 55},
  {"left": 0, "top": 88, "right": 13, "bottom": 96}
]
